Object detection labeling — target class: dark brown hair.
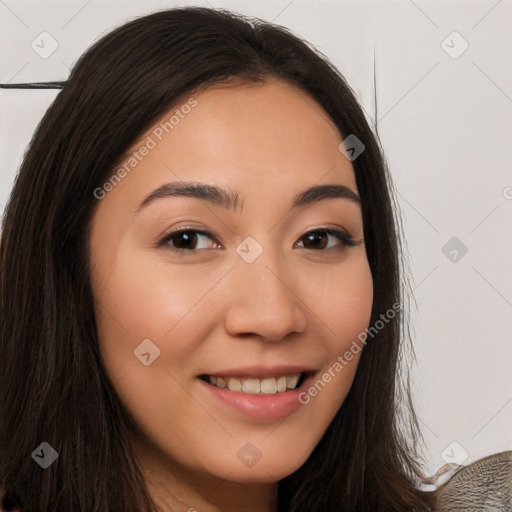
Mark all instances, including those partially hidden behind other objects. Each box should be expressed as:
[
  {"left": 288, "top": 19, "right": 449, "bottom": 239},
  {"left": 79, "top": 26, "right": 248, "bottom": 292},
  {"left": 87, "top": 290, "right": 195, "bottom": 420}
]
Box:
[{"left": 0, "top": 6, "right": 434, "bottom": 511}]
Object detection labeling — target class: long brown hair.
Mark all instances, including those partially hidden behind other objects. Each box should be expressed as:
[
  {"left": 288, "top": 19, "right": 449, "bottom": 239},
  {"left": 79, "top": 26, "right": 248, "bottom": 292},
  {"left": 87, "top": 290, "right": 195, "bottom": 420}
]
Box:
[{"left": 0, "top": 7, "right": 434, "bottom": 511}]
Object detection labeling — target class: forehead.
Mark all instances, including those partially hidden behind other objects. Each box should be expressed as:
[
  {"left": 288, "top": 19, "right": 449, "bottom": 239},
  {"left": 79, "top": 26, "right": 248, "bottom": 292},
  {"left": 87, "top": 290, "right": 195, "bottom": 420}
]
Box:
[{"left": 103, "top": 78, "right": 358, "bottom": 214}]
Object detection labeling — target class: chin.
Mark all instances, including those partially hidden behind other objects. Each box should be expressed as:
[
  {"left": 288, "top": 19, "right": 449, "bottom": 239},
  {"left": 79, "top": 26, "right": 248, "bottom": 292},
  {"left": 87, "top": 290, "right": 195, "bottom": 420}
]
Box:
[{"left": 206, "top": 446, "right": 310, "bottom": 484}]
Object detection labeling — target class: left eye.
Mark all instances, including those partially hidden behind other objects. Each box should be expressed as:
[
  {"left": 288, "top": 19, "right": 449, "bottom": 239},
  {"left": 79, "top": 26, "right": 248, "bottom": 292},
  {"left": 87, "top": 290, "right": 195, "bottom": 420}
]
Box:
[{"left": 294, "top": 228, "right": 356, "bottom": 250}]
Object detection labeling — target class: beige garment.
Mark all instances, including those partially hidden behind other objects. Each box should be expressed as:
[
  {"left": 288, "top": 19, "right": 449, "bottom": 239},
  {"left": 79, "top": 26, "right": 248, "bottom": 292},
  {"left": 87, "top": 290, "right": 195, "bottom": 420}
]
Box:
[{"left": 433, "top": 451, "right": 512, "bottom": 511}]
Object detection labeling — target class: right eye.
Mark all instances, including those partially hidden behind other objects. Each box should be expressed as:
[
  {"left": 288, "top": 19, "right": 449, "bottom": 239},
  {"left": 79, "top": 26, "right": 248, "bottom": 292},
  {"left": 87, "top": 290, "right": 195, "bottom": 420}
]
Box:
[{"left": 157, "top": 229, "right": 221, "bottom": 253}]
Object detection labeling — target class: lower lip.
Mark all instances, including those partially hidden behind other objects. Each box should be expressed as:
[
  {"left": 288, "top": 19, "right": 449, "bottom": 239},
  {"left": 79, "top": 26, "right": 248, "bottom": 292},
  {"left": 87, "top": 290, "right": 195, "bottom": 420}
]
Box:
[{"left": 198, "top": 374, "right": 315, "bottom": 422}]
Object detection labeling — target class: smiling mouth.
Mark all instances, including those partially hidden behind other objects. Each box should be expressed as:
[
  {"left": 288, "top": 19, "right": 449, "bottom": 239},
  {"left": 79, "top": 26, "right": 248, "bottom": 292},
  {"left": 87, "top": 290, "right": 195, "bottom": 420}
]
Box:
[{"left": 199, "top": 372, "right": 312, "bottom": 395}]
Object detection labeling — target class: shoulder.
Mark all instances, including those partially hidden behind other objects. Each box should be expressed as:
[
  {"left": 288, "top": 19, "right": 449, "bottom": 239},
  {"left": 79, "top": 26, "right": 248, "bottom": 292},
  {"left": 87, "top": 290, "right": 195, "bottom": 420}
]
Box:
[{"left": 433, "top": 450, "right": 512, "bottom": 511}]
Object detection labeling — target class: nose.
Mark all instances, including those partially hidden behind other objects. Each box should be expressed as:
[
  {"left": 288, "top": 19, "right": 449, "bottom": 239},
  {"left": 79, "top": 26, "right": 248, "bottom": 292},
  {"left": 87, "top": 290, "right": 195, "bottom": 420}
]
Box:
[{"left": 224, "top": 250, "right": 308, "bottom": 341}]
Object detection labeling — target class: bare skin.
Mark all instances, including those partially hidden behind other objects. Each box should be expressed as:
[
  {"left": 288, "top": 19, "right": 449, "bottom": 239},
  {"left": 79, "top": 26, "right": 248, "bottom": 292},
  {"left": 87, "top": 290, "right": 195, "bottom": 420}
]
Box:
[{"left": 88, "top": 78, "right": 373, "bottom": 512}]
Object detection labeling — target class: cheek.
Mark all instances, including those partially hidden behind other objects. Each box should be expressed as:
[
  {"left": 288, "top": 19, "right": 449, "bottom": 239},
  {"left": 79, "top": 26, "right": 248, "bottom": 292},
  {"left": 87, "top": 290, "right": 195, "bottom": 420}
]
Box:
[
  {"left": 288, "top": 254, "right": 373, "bottom": 416},
  {"left": 301, "top": 253, "right": 374, "bottom": 351},
  {"left": 295, "top": 254, "right": 373, "bottom": 407},
  {"left": 92, "top": 247, "right": 230, "bottom": 375},
  {"left": 91, "top": 252, "right": 226, "bottom": 461}
]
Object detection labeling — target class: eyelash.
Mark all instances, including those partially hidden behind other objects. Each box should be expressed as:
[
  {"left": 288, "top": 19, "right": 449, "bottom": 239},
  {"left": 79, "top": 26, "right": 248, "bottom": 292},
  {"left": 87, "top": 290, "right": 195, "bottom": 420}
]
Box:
[{"left": 155, "top": 227, "right": 358, "bottom": 255}]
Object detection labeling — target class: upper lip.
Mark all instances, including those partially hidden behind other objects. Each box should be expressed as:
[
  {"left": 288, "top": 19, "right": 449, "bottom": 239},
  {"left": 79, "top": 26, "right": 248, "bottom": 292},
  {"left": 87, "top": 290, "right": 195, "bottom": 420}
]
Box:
[{"left": 199, "top": 365, "right": 318, "bottom": 379}]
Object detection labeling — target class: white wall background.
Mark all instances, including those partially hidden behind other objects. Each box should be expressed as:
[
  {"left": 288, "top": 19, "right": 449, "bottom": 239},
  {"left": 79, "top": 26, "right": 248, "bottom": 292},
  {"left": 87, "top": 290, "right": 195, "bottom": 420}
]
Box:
[{"left": 1, "top": 0, "right": 511, "bottom": 480}]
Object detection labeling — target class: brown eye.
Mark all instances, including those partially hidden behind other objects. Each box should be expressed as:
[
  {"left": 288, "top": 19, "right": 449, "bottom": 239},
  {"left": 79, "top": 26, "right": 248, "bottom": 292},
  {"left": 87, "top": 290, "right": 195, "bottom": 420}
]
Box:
[
  {"left": 158, "top": 229, "right": 218, "bottom": 252},
  {"left": 296, "top": 228, "right": 356, "bottom": 250},
  {"left": 302, "top": 231, "right": 328, "bottom": 249},
  {"left": 169, "top": 231, "right": 199, "bottom": 250}
]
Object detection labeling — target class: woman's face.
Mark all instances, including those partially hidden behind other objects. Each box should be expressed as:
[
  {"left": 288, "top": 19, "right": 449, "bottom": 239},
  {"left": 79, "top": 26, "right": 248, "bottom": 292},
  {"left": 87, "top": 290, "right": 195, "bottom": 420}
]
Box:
[{"left": 89, "top": 78, "right": 373, "bottom": 486}]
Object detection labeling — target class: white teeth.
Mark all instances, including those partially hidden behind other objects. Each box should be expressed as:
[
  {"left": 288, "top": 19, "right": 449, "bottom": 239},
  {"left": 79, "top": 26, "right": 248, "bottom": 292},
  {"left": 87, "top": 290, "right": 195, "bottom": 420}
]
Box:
[
  {"left": 206, "top": 373, "right": 303, "bottom": 394},
  {"left": 286, "top": 374, "right": 300, "bottom": 389},
  {"left": 260, "top": 378, "right": 277, "bottom": 394},
  {"left": 242, "top": 378, "right": 261, "bottom": 394},
  {"left": 227, "top": 377, "right": 242, "bottom": 392}
]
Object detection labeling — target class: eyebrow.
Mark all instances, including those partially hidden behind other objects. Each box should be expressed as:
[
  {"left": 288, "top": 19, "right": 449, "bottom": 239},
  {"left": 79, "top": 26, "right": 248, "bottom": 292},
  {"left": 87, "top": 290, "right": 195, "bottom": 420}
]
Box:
[{"left": 135, "top": 181, "right": 360, "bottom": 214}]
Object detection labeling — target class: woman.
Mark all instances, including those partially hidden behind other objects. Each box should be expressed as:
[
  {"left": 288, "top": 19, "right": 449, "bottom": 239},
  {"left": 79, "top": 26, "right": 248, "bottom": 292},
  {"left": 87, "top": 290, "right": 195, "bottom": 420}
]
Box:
[{"left": 0, "top": 6, "right": 437, "bottom": 511}]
